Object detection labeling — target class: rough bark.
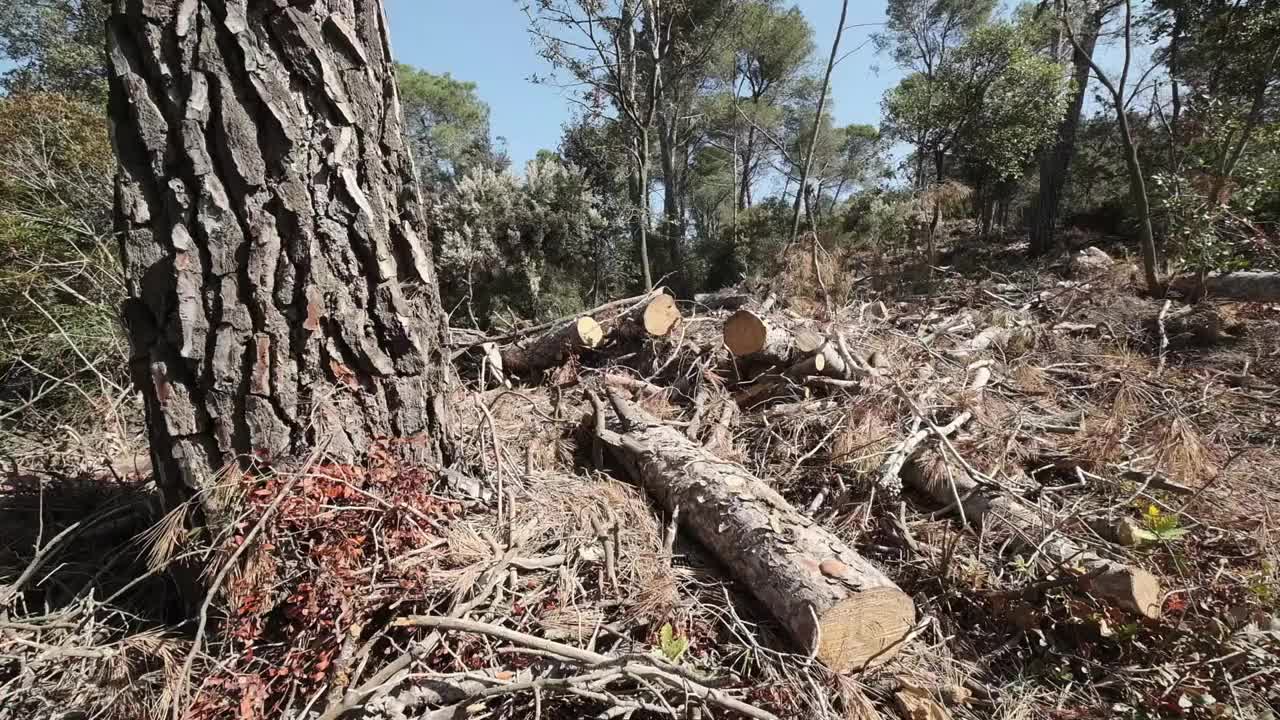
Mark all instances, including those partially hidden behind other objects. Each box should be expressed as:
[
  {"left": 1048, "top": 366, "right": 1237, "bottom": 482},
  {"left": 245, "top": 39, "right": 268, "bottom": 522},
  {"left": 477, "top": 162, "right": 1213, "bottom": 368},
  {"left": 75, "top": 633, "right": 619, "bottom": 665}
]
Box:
[
  {"left": 903, "top": 456, "right": 1161, "bottom": 619},
  {"left": 1170, "top": 271, "right": 1280, "bottom": 303},
  {"left": 107, "top": 0, "right": 453, "bottom": 513},
  {"left": 595, "top": 389, "right": 916, "bottom": 671},
  {"left": 722, "top": 310, "right": 823, "bottom": 367},
  {"left": 499, "top": 317, "right": 604, "bottom": 375}
]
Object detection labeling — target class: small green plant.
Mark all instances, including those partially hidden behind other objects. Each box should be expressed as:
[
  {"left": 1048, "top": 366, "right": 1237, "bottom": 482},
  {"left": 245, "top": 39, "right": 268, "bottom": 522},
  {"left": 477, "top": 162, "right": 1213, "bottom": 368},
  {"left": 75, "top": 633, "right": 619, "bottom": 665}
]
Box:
[
  {"left": 1132, "top": 505, "right": 1190, "bottom": 543},
  {"left": 657, "top": 623, "right": 689, "bottom": 663}
]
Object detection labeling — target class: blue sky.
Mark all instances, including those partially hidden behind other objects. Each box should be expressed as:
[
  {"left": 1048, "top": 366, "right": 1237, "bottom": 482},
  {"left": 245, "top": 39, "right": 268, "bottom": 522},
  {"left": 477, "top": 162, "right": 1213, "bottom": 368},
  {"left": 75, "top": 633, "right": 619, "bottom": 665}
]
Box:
[{"left": 384, "top": 1, "right": 905, "bottom": 171}]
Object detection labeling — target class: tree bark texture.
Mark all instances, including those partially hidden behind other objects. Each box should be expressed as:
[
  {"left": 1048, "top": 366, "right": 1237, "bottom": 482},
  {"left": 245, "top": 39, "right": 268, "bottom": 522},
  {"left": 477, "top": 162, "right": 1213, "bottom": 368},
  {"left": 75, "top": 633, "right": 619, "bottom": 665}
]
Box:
[
  {"left": 596, "top": 389, "right": 916, "bottom": 671},
  {"left": 108, "top": 0, "right": 453, "bottom": 511}
]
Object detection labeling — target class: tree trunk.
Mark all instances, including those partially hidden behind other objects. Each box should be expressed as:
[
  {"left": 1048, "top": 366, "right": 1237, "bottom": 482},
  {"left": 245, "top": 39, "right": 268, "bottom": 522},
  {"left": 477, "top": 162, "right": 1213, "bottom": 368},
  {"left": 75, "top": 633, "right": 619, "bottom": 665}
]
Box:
[
  {"left": 1030, "top": 6, "right": 1101, "bottom": 255},
  {"left": 107, "top": 0, "right": 453, "bottom": 514},
  {"left": 903, "top": 454, "right": 1161, "bottom": 619},
  {"left": 1170, "top": 271, "right": 1280, "bottom": 303},
  {"left": 499, "top": 317, "right": 605, "bottom": 376},
  {"left": 632, "top": 130, "right": 654, "bottom": 291},
  {"left": 789, "top": 0, "right": 848, "bottom": 244},
  {"left": 595, "top": 389, "right": 916, "bottom": 671},
  {"left": 722, "top": 310, "right": 823, "bottom": 367},
  {"left": 1117, "top": 113, "right": 1162, "bottom": 293},
  {"left": 659, "top": 117, "right": 685, "bottom": 295}
]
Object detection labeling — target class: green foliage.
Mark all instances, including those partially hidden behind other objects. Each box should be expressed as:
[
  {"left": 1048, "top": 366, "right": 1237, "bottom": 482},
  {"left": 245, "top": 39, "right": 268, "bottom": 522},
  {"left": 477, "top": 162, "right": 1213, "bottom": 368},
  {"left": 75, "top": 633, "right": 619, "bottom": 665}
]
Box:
[
  {"left": 1132, "top": 505, "right": 1191, "bottom": 544},
  {"left": 397, "top": 64, "right": 507, "bottom": 187},
  {"left": 657, "top": 623, "right": 690, "bottom": 662},
  {"left": 883, "top": 19, "right": 1070, "bottom": 182},
  {"left": 0, "top": 0, "right": 107, "bottom": 103},
  {"left": 432, "top": 155, "right": 620, "bottom": 327},
  {"left": 878, "top": 0, "right": 997, "bottom": 76},
  {"left": 0, "top": 93, "right": 121, "bottom": 416}
]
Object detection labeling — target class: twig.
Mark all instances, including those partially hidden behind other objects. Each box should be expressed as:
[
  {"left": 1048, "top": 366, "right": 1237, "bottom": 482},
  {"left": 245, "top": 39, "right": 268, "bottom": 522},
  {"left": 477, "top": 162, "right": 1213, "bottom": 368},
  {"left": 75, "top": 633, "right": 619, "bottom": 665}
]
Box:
[{"left": 392, "top": 616, "right": 779, "bottom": 720}]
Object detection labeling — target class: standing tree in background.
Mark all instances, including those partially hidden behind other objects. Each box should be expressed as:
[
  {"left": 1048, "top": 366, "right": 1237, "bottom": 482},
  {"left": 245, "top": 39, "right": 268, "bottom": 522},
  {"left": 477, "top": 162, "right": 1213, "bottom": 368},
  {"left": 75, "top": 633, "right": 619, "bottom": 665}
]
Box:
[
  {"left": 0, "top": 0, "right": 108, "bottom": 103},
  {"left": 527, "top": 0, "right": 662, "bottom": 290},
  {"left": 1030, "top": 0, "right": 1112, "bottom": 254},
  {"left": 884, "top": 19, "right": 1066, "bottom": 257},
  {"left": 397, "top": 64, "right": 509, "bottom": 190},
  {"left": 721, "top": 0, "right": 815, "bottom": 210},
  {"left": 788, "top": 0, "right": 848, "bottom": 245},
  {"left": 877, "top": 0, "right": 997, "bottom": 188},
  {"left": 107, "top": 0, "right": 454, "bottom": 512},
  {"left": 1062, "top": 0, "right": 1162, "bottom": 293}
]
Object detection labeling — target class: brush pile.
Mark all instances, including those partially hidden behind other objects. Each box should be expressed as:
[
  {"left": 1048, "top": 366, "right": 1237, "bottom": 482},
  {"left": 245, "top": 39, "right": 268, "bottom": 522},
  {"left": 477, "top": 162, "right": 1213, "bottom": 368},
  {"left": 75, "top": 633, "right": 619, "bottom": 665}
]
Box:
[{"left": 4, "top": 242, "right": 1280, "bottom": 719}]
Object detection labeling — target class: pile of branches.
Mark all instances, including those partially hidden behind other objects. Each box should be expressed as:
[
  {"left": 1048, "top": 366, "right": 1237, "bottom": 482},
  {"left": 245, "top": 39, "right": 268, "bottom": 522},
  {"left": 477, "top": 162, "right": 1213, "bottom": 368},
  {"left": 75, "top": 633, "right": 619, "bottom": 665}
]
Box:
[{"left": 5, "top": 258, "right": 1280, "bottom": 719}]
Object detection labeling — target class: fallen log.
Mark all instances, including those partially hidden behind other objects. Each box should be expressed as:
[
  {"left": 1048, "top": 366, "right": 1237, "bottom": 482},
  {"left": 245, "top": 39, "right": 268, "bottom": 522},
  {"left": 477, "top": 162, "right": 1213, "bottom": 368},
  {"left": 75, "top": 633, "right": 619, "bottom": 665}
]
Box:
[
  {"left": 592, "top": 387, "right": 916, "bottom": 670},
  {"left": 609, "top": 291, "right": 682, "bottom": 340},
  {"left": 1171, "top": 271, "right": 1280, "bottom": 303},
  {"left": 500, "top": 317, "right": 604, "bottom": 375},
  {"left": 903, "top": 452, "right": 1161, "bottom": 619},
  {"left": 722, "top": 310, "right": 823, "bottom": 367}
]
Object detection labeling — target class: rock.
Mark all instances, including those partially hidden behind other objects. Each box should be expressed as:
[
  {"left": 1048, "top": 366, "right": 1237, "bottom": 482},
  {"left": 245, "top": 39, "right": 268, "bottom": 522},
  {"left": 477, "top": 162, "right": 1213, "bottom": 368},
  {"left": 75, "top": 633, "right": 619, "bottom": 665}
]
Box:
[{"left": 1071, "top": 246, "right": 1114, "bottom": 276}]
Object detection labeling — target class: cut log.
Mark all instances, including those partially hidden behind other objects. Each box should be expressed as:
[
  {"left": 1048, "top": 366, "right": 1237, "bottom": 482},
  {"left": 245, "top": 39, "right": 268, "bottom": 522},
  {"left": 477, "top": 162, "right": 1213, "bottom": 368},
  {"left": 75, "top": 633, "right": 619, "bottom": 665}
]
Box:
[
  {"left": 787, "top": 340, "right": 847, "bottom": 378},
  {"left": 594, "top": 388, "right": 916, "bottom": 670},
  {"left": 903, "top": 453, "right": 1161, "bottom": 619},
  {"left": 723, "top": 310, "right": 823, "bottom": 366},
  {"left": 1171, "top": 271, "right": 1280, "bottom": 303},
  {"left": 610, "top": 291, "right": 682, "bottom": 340},
  {"left": 499, "top": 317, "right": 604, "bottom": 375}
]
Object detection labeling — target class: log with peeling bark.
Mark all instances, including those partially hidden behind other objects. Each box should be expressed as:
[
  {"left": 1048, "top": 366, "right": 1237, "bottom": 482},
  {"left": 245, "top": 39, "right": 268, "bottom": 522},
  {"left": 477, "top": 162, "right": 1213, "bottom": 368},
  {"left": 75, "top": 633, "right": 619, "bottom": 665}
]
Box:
[
  {"left": 607, "top": 291, "right": 683, "bottom": 340},
  {"left": 1171, "top": 271, "right": 1280, "bottom": 303},
  {"left": 903, "top": 453, "right": 1161, "bottom": 619},
  {"left": 592, "top": 388, "right": 916, "bottom": 670},
  {"left": 499, "top": 317, "right": 604, "bottom": 375},
  {"left": 723, "top": 310, "right": 824, "bottom": 367},
  {"left": 694, "top": 289, "right": 753, "bottom": 311}
]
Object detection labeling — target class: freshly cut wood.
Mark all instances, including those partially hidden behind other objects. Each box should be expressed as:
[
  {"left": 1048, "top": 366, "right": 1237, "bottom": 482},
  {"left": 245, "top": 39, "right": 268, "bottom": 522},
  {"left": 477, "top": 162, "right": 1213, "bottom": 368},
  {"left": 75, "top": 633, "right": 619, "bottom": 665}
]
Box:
[
  {"left": 500, "top": 317, "right": 604, "bottom": 375},
  {"left": 1171, "top": 271, "right": 1280, "bottom": 303},
  {"left": 723, "top": 310, "right": 822, "bottom": 366},
  {"left": 594, "top": 388, "right": 916, "bottom": 671},
  {"left": 903, "top": 453, "right": 1161, "bottom": 619},
  {"left": 788, "top": 340, "right": 847, "bottom": 378},
  {"left": 610, "top": 291, "right": 682, "bottom": 339}
]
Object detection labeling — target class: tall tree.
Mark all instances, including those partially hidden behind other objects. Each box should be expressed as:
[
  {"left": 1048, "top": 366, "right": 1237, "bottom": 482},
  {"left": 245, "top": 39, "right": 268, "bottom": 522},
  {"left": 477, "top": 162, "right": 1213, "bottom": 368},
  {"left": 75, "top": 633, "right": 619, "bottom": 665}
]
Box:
[
  {"left": 788, "top": 0, "right": 848, "bottom": 245},
  {"left": 1030, "top": 0, "right": 1111, "bottom": 254},
  {"left": 0, "top": 0, "right": 107, "bottom": 103},
  {"left": 1062, "top": 0, "right": 1162, "bottom": 293},
  {"left": 107, "top": 0, "right": 454, "bottom": 513},
  {"left": 396, "top": 64, "right": 508, "bottom": 189},
  {"left": 528, "top": 0, "right": 665, "bottom": 290},
  {"left": 877, "top": 0, "right": 998, "bottom": 188},
  {"left": 723, "top": 0, "right": 815, "bottom": 210},
  {"left": 883, "top": 19, "right": 1067, "bottom": 257}
]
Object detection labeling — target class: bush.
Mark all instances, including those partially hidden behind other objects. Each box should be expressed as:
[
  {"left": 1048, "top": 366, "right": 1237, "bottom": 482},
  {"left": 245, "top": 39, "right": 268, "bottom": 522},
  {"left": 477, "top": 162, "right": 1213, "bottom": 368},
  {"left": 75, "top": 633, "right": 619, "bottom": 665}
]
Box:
[{"left": 0, "top": 93, "right": 123, "bottom": 421}]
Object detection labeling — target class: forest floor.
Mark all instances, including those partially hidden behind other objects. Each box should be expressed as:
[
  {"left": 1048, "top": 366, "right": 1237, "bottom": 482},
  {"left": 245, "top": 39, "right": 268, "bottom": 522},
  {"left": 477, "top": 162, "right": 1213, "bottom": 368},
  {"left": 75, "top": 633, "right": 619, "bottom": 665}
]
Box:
[{"left": 2, "top": 229, "right": 1280, "bottom": 720}]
